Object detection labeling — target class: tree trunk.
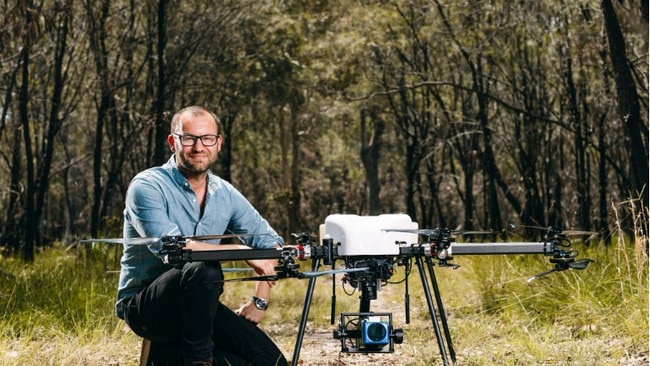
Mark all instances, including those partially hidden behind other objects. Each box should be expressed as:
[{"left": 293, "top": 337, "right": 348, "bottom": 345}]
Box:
[
  {"left": 360, "top": 105, "right": 384, "bottom": 216},
  {"left": 35, "top": 4, "right": 70, "bottom": 245},
  {"left": 152, "top": 0, "right": 168, "bottom": 166},
  {"left": 601, "top": 0, "right": 649, "bottom": 209},
  {"left": 288, "top": 110, "right": 303, "bottom": 234},
  {"left": 19, "top": 45, "right": 35, "bottom": 263},
  {"left": 596, "top": 113, "right": 611, "bottom": 238},
  {"left": 4, "top": 124, "right": 23, "bottom": 254},
  {"left": 564, "top": 52, "right": 591, "bottom": 231},
  {"left": 85, "top": 0, "right": 112, "bottom": 238}
]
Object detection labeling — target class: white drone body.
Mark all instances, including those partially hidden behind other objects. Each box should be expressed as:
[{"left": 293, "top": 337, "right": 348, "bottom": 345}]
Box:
[{"left": 322, "top": 214, "right": 418, "bottom": 256}]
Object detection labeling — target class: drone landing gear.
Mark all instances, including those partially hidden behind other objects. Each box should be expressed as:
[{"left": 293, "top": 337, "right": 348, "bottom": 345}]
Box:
[
  {"left": 414, "top": 255, "right": 456, "bottom": 366},
  {"left": 291, "top": 257, "right": 321, "bottom": 366},
  {"left": 290, "top": 255, "right": 456, "bottom": 366}
]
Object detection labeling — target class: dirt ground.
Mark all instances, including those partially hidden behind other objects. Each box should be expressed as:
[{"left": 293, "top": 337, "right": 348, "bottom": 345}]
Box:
[{"left": 271, "top": 281, "right": 649, "bottom": 366}]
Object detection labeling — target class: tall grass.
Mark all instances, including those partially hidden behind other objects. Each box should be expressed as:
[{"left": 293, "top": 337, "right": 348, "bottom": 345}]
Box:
[{"left": 0, "top": 203, "right": 647, "bottom": 365}]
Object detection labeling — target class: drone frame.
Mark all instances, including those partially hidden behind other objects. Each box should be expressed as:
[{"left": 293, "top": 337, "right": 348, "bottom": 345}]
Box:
[{"left": 84, "top": 223, "right": 592, "bottom": 366}]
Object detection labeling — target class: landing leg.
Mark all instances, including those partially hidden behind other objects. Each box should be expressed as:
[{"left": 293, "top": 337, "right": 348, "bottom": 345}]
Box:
[
  {"left": 291, "top": 258, "right": 321, "bottom": 366},
  {"left": 425, "top": 257, "right": 456, "bottom": 364},
  {"left": 414, "top": 256, "right": 455, "bottom": 365}
]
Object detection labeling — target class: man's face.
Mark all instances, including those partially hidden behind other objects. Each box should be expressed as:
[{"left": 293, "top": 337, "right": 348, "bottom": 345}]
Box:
[{"left": 168, "top": 112, "right": 222, "bottom": 176}]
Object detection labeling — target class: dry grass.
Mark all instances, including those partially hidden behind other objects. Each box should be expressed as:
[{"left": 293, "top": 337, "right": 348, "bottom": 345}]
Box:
[{"left": 1, "top": 204, "right": 647, "bottom": 365}]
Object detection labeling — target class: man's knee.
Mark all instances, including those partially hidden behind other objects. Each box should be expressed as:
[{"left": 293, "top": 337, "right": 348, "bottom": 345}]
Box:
[{"left": 180, "top": 262, "right": 223, "bottom": 292}]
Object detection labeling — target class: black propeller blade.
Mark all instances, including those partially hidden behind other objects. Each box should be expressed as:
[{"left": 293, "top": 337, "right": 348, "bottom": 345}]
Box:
[
  {"left": 527, "top": 258, "right": 594, "bottom": 282},
  {"left": 383, "top": 228, "right": 494, "bottom": 236},
  {"left": 220, "top": 267, "right": 370, "bottom": 282},
  {"left": 80, "top": 233, "right": 268, "bottom": 245},
  {"left": 568, "top": 258, "right": 594, "bottom": 270},
  {"left": 79, "top": 237, "right": 161, "bottom": 245}
]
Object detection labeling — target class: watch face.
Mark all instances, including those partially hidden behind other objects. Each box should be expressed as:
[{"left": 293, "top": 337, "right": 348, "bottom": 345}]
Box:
[{"left": 254, "top": 297, "right": 267, "bottom": 310}]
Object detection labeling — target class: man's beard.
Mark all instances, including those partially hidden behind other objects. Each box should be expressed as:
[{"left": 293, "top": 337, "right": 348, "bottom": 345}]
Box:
[{"left": 177, "top": 152, "right": 217, "bottom": 176}]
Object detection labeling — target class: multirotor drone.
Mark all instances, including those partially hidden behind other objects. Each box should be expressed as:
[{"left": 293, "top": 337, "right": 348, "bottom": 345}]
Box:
[{"left": 84, "top": 214, "right": 594, "bottom": 366}]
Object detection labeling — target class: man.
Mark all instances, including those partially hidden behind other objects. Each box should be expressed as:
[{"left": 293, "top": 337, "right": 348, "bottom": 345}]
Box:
[{"left": 116, "top": 106, "right": 287, "bottom": 366}]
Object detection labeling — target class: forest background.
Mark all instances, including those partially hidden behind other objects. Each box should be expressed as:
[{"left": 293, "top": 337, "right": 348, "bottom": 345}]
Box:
[
  {"left": 0, "top": 1, "right": 648, "bottom": 365},
  {"left": 0, "top": 1, "right": 647, "bottom": 262}
]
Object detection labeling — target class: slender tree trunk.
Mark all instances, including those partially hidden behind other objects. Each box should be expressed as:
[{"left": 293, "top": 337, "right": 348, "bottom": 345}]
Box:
[
  {"left": 219, "top": 114, "right": 234, "bottom": 183},
  {"left": 85, "top": 0, "right": 112, "bottom": 238},
  {"left": 19, "top": 45, "right": 35, "bottom": 262},
  {"left": 547, "top": 134, "right": 564, "bottom": 229},
  {"left": 4, "top": 125, "right": 23, "bottom": 254},
  {"left": 276, "top": 106, "right": 290, "bottom": 235},
  {"left": 404, "top": 141, "right": 418, "bottom": 223},
  {"left": 288, "top": 110, "right": 303, "bottom": 234},
  {"left": 596, "top": 113, "right": 611, "bottom": 238},
  {"left": 152, "top": 0, "right": 168, "bottom": 166},
  {"left": 360, "top": 105, "right": 384, "bottom": 215},
  {"left": 0, "top": 61, "right": 19, "bottom": 252},
  {"left": 601, "top": 0, "right": 648, "bottom": 210},
  {"left": 35, "top": 5, "right": 70, "bottom": 243},
  {"left": 564, "top": 52, "right": 591, "bottom": 231}
]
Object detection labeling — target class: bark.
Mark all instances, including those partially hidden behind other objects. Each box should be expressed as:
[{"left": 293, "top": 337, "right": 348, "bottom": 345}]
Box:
[
  {"left": 288, "top": 110, "right": 303, "bottom": 234},
  {"left": 85, "top": 0, "right": 113, "bottom": 238},
  {"left": 564, "top": 51, "right": 591, "bottom": 231},
  {"left": 601, "top": 0, "right": 648, "bottom": 209},
  {"left": 19, "top": 45, "right": 35, "bottom": 262},
  {"left": 152, "top": 0, "right": 168, "bottom": 166},
  {"left": 35, "top": 3, "right": 71, "bottom": 245},
  {"left": 360, "top": 105, "right": 385, "bottom": 216}
]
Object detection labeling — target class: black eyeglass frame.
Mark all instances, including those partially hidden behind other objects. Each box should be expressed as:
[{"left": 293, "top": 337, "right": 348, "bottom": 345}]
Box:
[{"left": 173, "top": 133, "right": 221, "bottom": 147}]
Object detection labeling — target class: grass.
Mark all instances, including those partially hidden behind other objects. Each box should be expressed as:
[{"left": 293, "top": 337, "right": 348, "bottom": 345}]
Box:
[{"left": 0, "top": 211, "right": 647, "bottom": 365}]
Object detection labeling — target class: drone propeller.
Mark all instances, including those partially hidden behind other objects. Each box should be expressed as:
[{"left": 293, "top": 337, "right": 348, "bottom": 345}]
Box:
[
  {"left": 507, "top": 224, "right": 597, "bottom": 236},
  {"left": 79, "top": 237, "right": 161, "bottom": 245},
  {"left": 383, "top": 228, "right": 494, "bottom": 236},
  {"left": 223, "top": 268, "right": 255, "bottom": 273},
  {"left": 221, "top": 267, "right": 370, "bottom": 282},
  {"left": 567, "top": 258, "right": 594, "bottom": 270},
  {"left": 299, "top": 267, "right": 369, "bottom": 279},
  {"left": 527, "top": 258, "right": 594, "bottom": 282},
  {"left": 80, "top": 233, "right": 267, "bottom": 245}
]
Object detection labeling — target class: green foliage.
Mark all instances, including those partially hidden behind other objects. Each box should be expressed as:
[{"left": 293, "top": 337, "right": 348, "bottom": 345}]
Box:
[{"left": 0, "top": 249, "right": 118, "bottom": 339}]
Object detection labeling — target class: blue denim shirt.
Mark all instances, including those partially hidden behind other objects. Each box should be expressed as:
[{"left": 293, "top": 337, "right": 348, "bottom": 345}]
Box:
[{"left": 116, "top": 156, "right": 283, "bottom": 317}]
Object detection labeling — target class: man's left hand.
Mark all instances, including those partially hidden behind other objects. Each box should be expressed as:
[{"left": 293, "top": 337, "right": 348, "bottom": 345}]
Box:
[
  {"left": 235, "top": 300, "right": 266, "bottom": 324},
  {"left": 245, "top": 258, "right": 278, "bottom": 287}
]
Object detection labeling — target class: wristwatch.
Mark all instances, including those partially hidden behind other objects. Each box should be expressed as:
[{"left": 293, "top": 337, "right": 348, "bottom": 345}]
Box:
[{"left": 252, "top": 296, "right": 268, "bottom": 311}]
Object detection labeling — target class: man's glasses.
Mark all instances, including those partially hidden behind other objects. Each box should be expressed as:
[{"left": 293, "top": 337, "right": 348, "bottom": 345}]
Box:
[{"left": 173, "top": 134, "right": 220, "bottom": 147}]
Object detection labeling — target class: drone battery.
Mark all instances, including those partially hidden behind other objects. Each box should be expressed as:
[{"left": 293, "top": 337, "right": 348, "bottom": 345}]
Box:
[{"left": 324, "top": 214, "right": 417, "bottom": 256}]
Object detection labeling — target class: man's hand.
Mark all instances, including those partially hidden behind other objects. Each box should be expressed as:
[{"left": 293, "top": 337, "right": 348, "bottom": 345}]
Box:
[
  {"left": 245, "top": 258, "right": 278, "bottom": 288},
  {"left": 235, "top": 300, "right": 266, "bottom": 324},
  {"left": 236, "top": 258, "right": 278, "bottom": 324}
]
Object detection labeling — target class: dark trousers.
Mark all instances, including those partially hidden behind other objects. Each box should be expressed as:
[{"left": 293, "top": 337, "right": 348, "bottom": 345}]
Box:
[{"left": 122, "top": 261, "right": 287, "bottom": 365}]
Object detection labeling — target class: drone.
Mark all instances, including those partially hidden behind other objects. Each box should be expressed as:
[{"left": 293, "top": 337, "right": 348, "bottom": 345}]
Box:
[{"left": 83, "top": 214, "right": 594, "bottom": 366}]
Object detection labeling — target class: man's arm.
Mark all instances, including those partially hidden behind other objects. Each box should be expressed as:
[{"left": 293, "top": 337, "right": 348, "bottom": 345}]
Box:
[{"left": 236, "top": 258, "right": 278, "bottom": 324}]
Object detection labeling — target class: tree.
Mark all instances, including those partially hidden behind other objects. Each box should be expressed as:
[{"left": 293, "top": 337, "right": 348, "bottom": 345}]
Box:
[
  {"left": 360, "top": 104, "right": 385, "bottom": 215},
  {"left": 601, "top": 0, "right": 648, "bottom": 213}
]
